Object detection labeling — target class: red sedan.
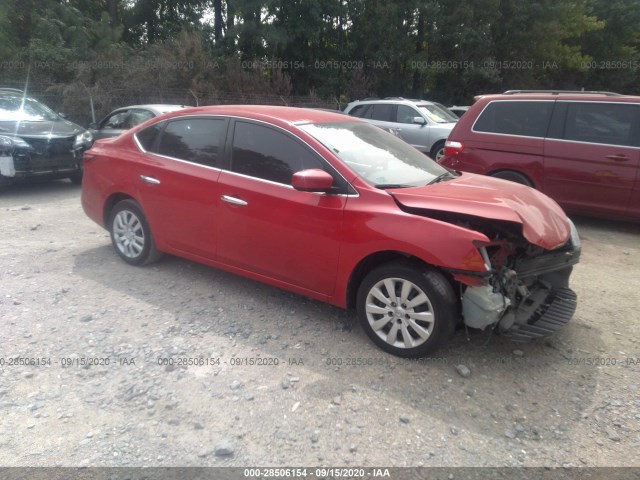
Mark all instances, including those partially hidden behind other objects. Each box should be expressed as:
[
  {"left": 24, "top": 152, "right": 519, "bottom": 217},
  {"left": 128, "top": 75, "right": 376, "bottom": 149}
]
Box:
[{"left": 81, "top": 106, "right": 581, "bottom": 357}]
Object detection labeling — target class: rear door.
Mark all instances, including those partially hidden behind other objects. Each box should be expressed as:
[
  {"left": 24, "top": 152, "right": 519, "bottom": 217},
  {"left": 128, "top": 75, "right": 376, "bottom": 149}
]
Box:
[
  {"left": 544, "top": 101, "right": 640, "bottom": 217},
  {"left": 134, "top": 116, "right": 228, "bottom": 259},
  {"left": 216, "top": 120, "right": 347, "bottom": 295}
]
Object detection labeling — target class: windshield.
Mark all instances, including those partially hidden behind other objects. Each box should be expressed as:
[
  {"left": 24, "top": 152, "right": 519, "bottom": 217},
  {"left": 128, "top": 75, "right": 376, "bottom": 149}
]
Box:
[
  {"left": 0, "top": 94, "right": 59, "bottom": 122},
  {"left": 300, "top": 121, "right": 449, "bottom": 187},
  {"left": 417, "top": 104, "right": 458, "bottom": 124}
]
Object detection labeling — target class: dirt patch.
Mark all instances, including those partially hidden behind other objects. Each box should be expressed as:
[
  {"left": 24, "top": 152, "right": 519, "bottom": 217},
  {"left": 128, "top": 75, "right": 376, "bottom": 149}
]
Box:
[{"left": 1, "top": 180, "right": 639, "bottom": 467}]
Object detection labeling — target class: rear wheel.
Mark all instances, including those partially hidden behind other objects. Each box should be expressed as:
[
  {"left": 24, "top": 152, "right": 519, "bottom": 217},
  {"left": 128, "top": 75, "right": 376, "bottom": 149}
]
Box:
[
  {"left": 490, "top": 170, "right": 532, "bottom": 187},
  {"left": 430, "top": 141, "right": 446, "bottom": 162},
  {"left": 356, "top": 262, "right": 457, "bottom": 357},
  {"left": 108, "top": 199, "right": 162, "bottom": 266}
]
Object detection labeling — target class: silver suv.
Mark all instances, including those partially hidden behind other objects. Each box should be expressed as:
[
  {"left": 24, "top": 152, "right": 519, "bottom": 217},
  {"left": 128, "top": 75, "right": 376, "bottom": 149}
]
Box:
[{"left": 344, "top": 98, "right": 458, "bottom": 160}]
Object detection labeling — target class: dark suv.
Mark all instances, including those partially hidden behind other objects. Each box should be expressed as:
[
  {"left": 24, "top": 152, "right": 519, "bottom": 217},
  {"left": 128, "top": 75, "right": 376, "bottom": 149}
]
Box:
[
  {"left": 0, "top": 88, "right": 92, "bottom": 186},
  {"left": 440, "top": 90, "right": 640, "bottom": 221}
]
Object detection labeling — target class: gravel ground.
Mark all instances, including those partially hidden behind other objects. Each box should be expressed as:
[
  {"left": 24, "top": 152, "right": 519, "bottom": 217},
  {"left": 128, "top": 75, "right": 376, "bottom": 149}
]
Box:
[{"left": 0, "top": 179, "right": 639, "bottom": 468}]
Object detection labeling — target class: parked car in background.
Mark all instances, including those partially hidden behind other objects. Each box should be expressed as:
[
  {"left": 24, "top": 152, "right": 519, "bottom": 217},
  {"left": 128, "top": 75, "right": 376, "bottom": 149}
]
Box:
[
  {"left": 89, "top": 104, "right": 187, "bottom": 141},
  {"left": 448, "top": 105, "right": 470, "bottom": 117},
  {"left": 0, "top": 88, "right": 92, "bottom": 185},
  {"left": 82, "top": 105, "right": 580, "bottom": 357},
  {"left": 344, "top": 98, "right": 458, "bottom": 160},
  {"left": 440, "top": 90, "right": 640, "bottom": 221}
]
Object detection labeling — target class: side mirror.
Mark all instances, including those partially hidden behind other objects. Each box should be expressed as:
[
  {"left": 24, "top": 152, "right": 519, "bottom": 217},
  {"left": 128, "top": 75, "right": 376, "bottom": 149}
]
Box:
[
  {"left": 88, "top": 122, "right": 97, "bottom": 129},
  {"left": 292, "top": 169, "right": 334, "bottom": 192},
  {"left": 413, "top": 116, "right": 427, "bottom": 125},
  {"left": 58, "top": 112, "right": 68, "bottom": 119}
]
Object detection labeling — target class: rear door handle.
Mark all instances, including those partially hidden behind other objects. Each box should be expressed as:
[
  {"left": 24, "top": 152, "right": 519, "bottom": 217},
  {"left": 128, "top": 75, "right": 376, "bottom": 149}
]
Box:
[
  {"left": 140, "top": 175, "right": 160, "bottom": 185},
  {"left": 221, "top": 195, "right": 248, "bottom": 206},
  {"left": 605, "top": 154, "right": 630, "bottom": 162}
]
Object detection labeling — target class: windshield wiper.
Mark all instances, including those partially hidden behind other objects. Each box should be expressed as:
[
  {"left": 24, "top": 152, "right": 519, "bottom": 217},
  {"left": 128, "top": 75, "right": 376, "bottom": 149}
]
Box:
[
  {"left": 374, "top": 183, "right": 414, "bottom": 189},
  {"left": 426, "top": 172, "right": 454, "bottom": 185}
]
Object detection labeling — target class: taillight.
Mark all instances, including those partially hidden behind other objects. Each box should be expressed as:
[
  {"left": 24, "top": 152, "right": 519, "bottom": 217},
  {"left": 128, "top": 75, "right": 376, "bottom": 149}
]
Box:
[{"left": 444, "top": 140, "right": 464, "bottom": 156}]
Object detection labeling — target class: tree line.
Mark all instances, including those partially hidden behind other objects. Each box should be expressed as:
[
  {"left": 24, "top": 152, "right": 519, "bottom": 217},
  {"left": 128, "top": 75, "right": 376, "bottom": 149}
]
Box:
[{"left": 0, "top": 0, "right": 639, "bottom": 113}]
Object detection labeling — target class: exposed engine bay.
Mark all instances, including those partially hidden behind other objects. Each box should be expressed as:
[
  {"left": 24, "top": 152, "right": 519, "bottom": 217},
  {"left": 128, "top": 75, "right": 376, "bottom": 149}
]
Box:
[{"left": 457, "top": 216, "right": 580, "bottom": 341}]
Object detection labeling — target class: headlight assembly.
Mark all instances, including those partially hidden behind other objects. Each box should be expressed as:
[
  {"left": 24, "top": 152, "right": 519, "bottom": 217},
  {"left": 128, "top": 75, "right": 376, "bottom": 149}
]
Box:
[{"left": 74, "top": 130, "right": 93, "bottom": 148}]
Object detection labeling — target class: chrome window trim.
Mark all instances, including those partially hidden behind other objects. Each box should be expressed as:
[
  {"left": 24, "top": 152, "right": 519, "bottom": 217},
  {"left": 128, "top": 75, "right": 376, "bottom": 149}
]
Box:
[
  {"left": 220, "top": 168, "right": 357, "bottom": 198},
  {"left": 132, "top": 113, "right": 359, "bottom": 196},
  {"left": 470, "top": 99, "right": 640, "bottom": 146},
  {"left": 228, "top": 116, "right": 358, "bottom": 196},
  {"left": 133, "top": 115, "right": 227, "bottom": 172},
  {"left": 543, "top": 137, "right": 640, "bottom": 150}
]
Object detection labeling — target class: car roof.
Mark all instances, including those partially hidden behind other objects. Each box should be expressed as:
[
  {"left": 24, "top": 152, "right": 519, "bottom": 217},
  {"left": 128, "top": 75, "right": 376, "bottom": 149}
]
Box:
[
  {"left": 349, "top": 98, "right": 437, "bottom": 106},
  {"left": 474, "top": 92, "right": 640, "bottom": 103},
  {"left": 156, "top": 105, "right": 356, "bottom": 125},
  {"left": 112, "top": 104, "right": 189, "bottom": 114}
]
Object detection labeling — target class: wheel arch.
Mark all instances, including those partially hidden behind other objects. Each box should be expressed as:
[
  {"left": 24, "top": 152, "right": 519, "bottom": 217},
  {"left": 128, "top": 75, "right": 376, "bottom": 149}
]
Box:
[
  {"left": 345, "top": 250, "right": 457, "bottom": 310},
  {"left": 487, "top": 168, "right": 535, "bottom": 188},
  {"left": 103, "top": 192, "right": 138, "bottom": 225}
]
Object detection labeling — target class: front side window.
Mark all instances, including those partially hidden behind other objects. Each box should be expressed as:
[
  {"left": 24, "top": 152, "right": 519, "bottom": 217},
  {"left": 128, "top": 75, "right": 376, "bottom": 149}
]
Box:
[
  {"left": 300, "top": 121, "right": 448, "bottom": 187},
  {"left": 157, "top": 118, "right": 225, "bottom": 167},
  {"left": 231, "top": 121, "right": 325, "bottom": 185},
  {"left": 473, "top": 101, "right": 554, "bottom": 137},
  {"left": 103, "top": 111, "right": 130, "bottom": 129},
  {"left": 562, "top": 102, "right": 638, "bottom": 146},
  {"left": 396, "top": 105, "right": 420, "bottom": 124}
]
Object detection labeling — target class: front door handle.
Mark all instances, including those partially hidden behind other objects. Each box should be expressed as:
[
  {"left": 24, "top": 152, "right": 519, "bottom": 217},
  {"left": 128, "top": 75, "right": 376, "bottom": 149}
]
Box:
[
  {"left": 605, "top": 154, "right": 630, "bottom": 162},
  {"left": 140, "top": 175, "right": 160, "bottom": 185},
  {"left": 221, "top": 195, "right": 248, "bottom": 206}
]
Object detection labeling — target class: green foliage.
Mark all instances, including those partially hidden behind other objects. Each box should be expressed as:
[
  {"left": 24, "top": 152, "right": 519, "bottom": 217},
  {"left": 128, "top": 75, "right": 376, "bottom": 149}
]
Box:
[{"left": 1, "top": 0, "right": 637, "bottom": 108}]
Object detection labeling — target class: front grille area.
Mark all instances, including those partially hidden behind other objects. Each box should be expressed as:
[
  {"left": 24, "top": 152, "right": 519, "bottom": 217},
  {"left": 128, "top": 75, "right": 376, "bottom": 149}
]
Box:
[
  {"left": 505, "top": 287, "right": 577, "bottom": 342},
  {"left": 14, "top": 136, "right": 79, "bottom": 172}
]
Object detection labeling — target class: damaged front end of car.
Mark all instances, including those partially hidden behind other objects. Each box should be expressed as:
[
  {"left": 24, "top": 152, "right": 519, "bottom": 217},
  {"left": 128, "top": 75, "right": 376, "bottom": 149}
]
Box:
[{"left": 454, "top": 218, "right": 580, "bottom": 341}]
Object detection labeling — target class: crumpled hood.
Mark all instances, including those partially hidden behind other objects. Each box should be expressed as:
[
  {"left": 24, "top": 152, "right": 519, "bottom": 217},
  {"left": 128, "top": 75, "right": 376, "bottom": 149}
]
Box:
[{"left": 389, "top": 173, "right": 570, "bottom": 250}]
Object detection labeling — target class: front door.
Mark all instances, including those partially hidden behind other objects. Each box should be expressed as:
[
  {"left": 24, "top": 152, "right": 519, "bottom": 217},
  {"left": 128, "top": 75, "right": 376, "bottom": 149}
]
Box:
[{"left": 216, "top": 120, "right": 346, "bottom": 295}]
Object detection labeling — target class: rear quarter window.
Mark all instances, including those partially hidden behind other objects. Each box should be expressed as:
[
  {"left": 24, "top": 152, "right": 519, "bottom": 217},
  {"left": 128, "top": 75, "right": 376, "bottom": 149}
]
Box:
[
  {"left": 135, "top": 124, "right": 162, "bottom": 152},
  {"left": 473, "top": 101, "right": 554, "bottom": 138}
]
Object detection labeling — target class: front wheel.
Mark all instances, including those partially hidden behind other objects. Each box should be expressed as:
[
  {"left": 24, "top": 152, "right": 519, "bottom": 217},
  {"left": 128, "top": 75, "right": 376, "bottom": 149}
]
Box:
[
  {"left": 108, "top": 199, "right": 162, "bottom": 266},
  {"left": 356, "top": 262, "right": 457, "bottom": 358}
]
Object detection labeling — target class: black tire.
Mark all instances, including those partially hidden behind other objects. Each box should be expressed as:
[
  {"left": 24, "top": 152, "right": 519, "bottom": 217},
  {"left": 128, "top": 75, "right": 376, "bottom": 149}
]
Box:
[
  {"left": 108, "top": 199, "right": 162, "bottom": 266},
  {"left": 356, "top": 261, "right": 457, "bottom": 358},
  {"left": 430, "top": 141, "right": 446, "bottom": 162},
  {"left": 68, "top": 173, "right": 82, "bottom": 185},
  {"left": 490, "top": 170, "right": 532, "bottom": 187}
]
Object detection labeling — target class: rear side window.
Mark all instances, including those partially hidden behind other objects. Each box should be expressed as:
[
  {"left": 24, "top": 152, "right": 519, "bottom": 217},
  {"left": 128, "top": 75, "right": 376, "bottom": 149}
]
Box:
[
  {"left": 563, "top": 102, "right": 638, "bottom": 147},
  {"left": 473, "top": 101, "right": 553, "bottom": 138},
  {"left": 157, "top": 118, "right": 226, "bottom": 167},
  {"left": 370, "top": 104, "right": 394, "bottom": 122},
  {"left": 348, "top": 105, "right": 370, "bottom": 118},
  {"left": 231, "top": 121, "right": 325, "bottom": 185},
  {"left": 136, "top": 124, "right": 162, "bottom": 152}
]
